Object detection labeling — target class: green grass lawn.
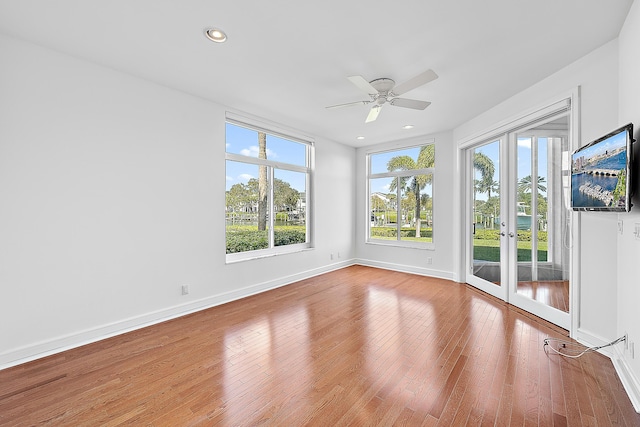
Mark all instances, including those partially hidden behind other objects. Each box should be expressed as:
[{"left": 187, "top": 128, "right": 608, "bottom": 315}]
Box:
[
  {"left": 474, "top": 239, "right": 547, "bottom": 262},
  {"left": 227, "top": 223, "right": 543, "bottom": 261}
]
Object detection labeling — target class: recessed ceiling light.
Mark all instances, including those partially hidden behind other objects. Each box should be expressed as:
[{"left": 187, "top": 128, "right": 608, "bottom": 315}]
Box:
[
  {"left": 204, "top": 28, "right": 227, "bottom": 43},
  {"left": 403, "top": 125, "right": 414, "bottom": 129},
  {"left": 356, "top": 136, "right": 365, "bottom": 140}
]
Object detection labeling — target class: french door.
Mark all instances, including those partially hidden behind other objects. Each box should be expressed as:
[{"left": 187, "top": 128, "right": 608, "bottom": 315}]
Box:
[{"left": 465, "top": 113, "right": 571, "bottom": 329}]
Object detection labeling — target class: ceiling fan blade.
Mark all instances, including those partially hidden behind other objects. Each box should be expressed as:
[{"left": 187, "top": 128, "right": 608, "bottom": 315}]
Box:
[
  {"left": 348, "top": 75, "right": 378, "bottom": 94},
  {"left": 390, "top": 98, "right": 431, "bottom": 110},
  {"left": 365, "top": 105, "right": 382, "bottom": 123},
  {"left": 392, "top": 69, "right": 438, "bottom": 96},
  {"left": 325, "top": 100, "right": 371, "bottom": 109}
]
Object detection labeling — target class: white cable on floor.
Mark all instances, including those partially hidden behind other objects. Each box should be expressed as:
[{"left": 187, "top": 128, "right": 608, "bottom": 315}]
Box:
[{"left": 543, "top": 335, "right": 626, "bottom": 358}]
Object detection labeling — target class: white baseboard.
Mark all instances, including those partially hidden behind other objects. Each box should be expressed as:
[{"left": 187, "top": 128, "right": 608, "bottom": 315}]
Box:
[
  {"left": 612, "top": 347, "right": 640, "bottom": 413},
  {"left": 0, "top": 259, "right": 354, "bottom": 370},
  {"left": 574, "top": 328, "right": 640, "bottom": 413},
  {"left": 574, "top": 328, "right": 617, "bottom": 358},
  {"left": 353, "top": 258, "right": 454, "bottom": 281}
]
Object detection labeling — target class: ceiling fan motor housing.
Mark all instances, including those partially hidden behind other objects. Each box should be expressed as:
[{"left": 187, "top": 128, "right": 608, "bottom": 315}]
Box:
[{"left": 369, "top": 78, "right": 395, "bottom": 94}]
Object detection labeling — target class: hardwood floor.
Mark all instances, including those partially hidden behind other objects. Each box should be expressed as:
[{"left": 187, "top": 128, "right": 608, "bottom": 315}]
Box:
[
  {"left": 1, "top": 265, "right": 638, "bottom": 426},
  {"left": 517, "top": 280, "right": 570, "bottom": 313}
]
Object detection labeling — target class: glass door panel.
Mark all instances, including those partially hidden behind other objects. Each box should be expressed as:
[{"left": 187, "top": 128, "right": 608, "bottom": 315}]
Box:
[
  {"left": 465, "top": 112, "right": 571, "bottom": 329},
  {"left": 467, "top": 139, "right": 505, "bottom": 299},
  {"left": 512, "top": 119, "right": 571, "bottom": 328}
]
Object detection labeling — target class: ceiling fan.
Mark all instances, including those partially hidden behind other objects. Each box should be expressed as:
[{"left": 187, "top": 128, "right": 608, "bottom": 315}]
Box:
[{"left": 326, "top": 69, "right": 438, "bottom": 123}]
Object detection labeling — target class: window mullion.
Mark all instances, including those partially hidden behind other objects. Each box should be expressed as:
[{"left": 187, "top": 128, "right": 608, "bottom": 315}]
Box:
[
  {"left": 226, "top": 152, "right": 308, "bottom": 173},
  {"left": 397, "top": 184, "right": 402, "bottom": 241},
  {"left": 268, "top": 166, "right": 275, "bottom": 248},
  {"left": 370, "top": 168, "right": 433, "bottom": 180}
]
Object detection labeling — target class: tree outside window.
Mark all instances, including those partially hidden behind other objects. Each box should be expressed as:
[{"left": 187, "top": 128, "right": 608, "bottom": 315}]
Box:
[
  {"left": 225, "top": 120, "right": 312, "bottom": 261},
  {"left": 368, "top": 143, "right": 435, "bottom": 247}
]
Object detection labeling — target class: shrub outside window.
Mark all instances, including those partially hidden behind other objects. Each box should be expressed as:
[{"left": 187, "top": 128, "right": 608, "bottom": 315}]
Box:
[
  {"left": 368, "top": 143, "right": 434, "bottom": 248},
  {"left": 225, "top": 118, "right": 313, "bottom": 262}
]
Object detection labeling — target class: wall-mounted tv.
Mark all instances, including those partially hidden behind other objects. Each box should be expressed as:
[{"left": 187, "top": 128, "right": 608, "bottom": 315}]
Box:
[{"left": 571, "top": 123, "right": 634, "bottom": 212}]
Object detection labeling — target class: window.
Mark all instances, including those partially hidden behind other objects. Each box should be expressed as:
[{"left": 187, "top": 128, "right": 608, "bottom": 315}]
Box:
[
  {"left": 367, "top": 143, "right": 435, "bottom": 248},
  {"left": 225, "top": 117, "right": 313, "bottom": 262}
]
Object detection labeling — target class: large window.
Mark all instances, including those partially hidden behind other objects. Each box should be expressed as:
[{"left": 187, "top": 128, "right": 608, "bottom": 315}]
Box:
[
  {"left": 367, "top": 143, "right": 435, "bottom": 248},
  {"left": 225, "top": 117, "right": 313, "bottom": 262}
]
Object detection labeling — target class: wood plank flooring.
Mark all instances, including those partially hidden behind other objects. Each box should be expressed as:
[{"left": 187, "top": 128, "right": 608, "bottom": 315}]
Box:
[
  {"left": 517, "top": 281, "right": 570, "bottom": 313},
  {"left": 1, "top": 265, "right": 638, "bottom": 426}
]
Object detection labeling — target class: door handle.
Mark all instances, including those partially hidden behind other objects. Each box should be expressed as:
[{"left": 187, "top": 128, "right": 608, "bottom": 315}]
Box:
[
  {"left": 501, "top": 232, "right": 515, "bottom": 237},
  {"left": 509, "top": 232, "right": 514, "bottom": 238}
]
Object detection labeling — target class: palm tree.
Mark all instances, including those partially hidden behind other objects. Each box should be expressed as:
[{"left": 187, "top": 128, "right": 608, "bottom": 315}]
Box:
[
  {"left": 387, "top": 145, "right": 435, "bottom": 237},
  {"left": 471, "top": 151, "right": 497, "bottom": 229},
  {"left": 518, "top": 175, "right": 547, "bottom": 219},
  {"left": 257, "top": 132, "right": 268, "bottom": 231},
  {"left": 518, "top": 175, "right": 547, "bottom": 194},
  {"left": 473, "top": 152, "right": 495, "bottom": 198}
]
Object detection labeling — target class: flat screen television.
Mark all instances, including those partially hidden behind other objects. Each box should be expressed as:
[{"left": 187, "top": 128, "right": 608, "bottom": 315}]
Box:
[{"left": 571, "top": 123, "right": 634, "bottom": 212}]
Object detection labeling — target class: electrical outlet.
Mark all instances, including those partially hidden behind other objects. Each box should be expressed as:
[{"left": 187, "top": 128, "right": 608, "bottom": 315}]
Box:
[
  {"left": 330, "top": 253, "right": 334, "bottom": 260},
  {"left": 426, "top": 257, "right": 432, "bottom": 264},
  {"left": 181, "top": 284, "right": 189, "bottom": 295}
]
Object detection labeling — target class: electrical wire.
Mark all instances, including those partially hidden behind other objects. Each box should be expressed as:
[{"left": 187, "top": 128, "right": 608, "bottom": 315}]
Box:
[{"left": 543, "top": 335, "right": 626, "bottom": 359}]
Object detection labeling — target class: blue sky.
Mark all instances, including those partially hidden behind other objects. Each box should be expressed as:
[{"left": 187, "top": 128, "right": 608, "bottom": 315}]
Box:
[
  {"left": 369, "top": 146, "right": 433, "bottom": 196},
  {"left": 574, "top": 129, "right": 626, "bottom": 160},
  {"left": 226, "top": 124, "right": 554, "bottom": 200},
  {"left": 473, "top": 137, "right": 549, "bottom": 201},
  {"left": 226, "top": 123, "right": 307, "bottom": 191},
  {"left": 370, "top": 146, "right": 422, "bottom": 175}
]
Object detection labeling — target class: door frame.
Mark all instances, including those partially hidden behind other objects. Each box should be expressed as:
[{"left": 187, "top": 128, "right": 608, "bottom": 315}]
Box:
[{"left": 456, "top": 90, "right": 581, "bottom": 334}]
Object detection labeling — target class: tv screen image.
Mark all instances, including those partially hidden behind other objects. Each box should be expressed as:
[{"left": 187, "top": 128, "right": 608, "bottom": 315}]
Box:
[{"left": 571, "top": 123, "right": 634, "bottom": 212}]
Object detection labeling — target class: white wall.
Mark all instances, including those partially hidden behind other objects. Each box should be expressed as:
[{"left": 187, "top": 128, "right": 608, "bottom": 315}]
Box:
[
  {"left": 0, "top": 34, "right": 356, "bottom": 367},
  {"left": 616, "top": 0, "right": 640, "bottom": 408},
  {"left": 453, "top": 40, "right": 621, "bottom": 345},
  {"left": 354, "top": 131, "right": 455, "bottom": 279}
]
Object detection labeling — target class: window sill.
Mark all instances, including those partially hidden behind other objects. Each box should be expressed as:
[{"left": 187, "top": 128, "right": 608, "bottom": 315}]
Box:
[
  {"left": 225, "top": 244, "right": 313, "bottom": 264},
  {"left": 366, "top": 239, "right": 435, "bottom": 251}
]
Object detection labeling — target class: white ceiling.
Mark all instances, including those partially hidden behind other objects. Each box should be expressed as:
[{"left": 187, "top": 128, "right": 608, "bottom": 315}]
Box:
[{"left": 0, "top": 0, "right": 634, "bottom": 147}]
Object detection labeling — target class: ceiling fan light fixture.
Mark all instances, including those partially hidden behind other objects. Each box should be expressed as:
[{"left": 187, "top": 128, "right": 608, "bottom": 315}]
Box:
[
  {"left": 403, "top": 125, "right": 414, "bottom": 129},
  {"left": 205, "top": 28, "right": 227, "bottom": 43},
  {"left": 356, "top": 136, "right": 365, "bottom": 140}
]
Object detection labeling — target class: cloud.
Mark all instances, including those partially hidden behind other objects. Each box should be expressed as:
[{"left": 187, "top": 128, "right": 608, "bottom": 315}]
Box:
[
  {"left": 226, "top": 176, "right": 233, "bottom": 182},
  {"left": 239, "top": 146, "right": 277, "bottom": 158},
  {"left": 238, "top": 173, "right": 254, "bottom": 182},
  {"left": 517, "top": 138, "right": 532, "bottom": 148}
]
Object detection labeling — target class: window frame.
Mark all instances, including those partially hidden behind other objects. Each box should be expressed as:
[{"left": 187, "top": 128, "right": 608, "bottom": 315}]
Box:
[
  {"left": 366, "top": 140, "right": 435, "bottom": 250},
  {"left": 225, "top": 115, "right": 314, "bottom": 263}
]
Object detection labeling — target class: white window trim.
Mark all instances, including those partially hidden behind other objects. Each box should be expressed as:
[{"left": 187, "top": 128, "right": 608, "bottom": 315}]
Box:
[
  {"left": 225, "top": 115, "right": 314, "bottom": 263},
  {"left": 366, "top": 142, "right": 436, "bottom": 250}
]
